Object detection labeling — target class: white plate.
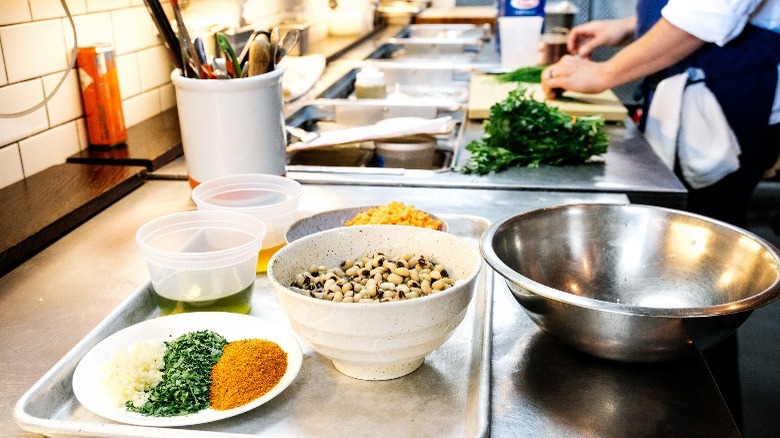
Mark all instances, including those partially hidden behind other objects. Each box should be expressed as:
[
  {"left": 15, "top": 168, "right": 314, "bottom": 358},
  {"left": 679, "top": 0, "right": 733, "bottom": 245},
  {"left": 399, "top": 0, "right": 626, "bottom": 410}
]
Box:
[{"left": 72, "top": 312, "right": 302, "bottom": 427}]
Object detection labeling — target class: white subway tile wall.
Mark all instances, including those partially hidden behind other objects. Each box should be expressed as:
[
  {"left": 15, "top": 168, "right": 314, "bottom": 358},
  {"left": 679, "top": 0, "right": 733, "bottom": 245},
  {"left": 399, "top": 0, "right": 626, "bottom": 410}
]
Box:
[
  {"left": 0, "top": 0, "right": 169, "bottom": 189},
  {"left": 0, "top": 80, "right": 49, "bottom": 146},
  {"left": 0, "top": 0, "right": 315, "bottom": 190},
  {"left": 2, "top": 20, "right": 68, "bottom": 83},
  {"left": 0, "top": 144, "right": 24, "bottom": 188},
  {"left": 0, "top": 44, "right": 7, "bottom": 85},
  {"left": 19, "top": 121, "right": 81, "bottom": 175},
  {"left": 30, "top": 0, "right": 88, "bottom": 21},
  {"left": 42, "top": 69, "right": 82, "bottom": 126}
]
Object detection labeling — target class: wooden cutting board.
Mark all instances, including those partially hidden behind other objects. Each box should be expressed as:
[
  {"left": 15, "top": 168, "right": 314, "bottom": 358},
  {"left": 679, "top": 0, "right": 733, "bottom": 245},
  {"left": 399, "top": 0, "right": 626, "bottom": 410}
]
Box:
[{"left": 468, "top": 73, "right": 628, "bottom": 121}]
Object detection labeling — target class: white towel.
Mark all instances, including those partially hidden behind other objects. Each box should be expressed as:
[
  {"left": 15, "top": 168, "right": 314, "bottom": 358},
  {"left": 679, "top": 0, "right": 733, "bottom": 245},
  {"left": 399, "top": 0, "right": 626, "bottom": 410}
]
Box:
[
  {"left": 645, "top": 69, "right": 741, "bottom": 189},
  {"left": 278, "top": 54, "right": 326, "bottom": 102}
]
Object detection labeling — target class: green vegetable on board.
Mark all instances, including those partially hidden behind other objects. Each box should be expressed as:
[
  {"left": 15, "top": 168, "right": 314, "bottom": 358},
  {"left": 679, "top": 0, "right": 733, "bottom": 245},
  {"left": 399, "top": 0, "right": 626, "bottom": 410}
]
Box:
[
  {"left": 458, "top": 86, "right": 609, "bottom": 175},
  {"left": 497, "top": 66, "right": 545, "bottom": 84},
  {"left": 126, "top": 330, "right": 227, "bottom": 417}
]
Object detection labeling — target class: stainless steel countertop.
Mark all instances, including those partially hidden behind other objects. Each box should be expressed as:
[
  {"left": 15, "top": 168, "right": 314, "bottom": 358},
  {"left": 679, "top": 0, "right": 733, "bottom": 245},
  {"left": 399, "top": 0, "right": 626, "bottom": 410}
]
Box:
[
  {"left": 1, "top": 180, "right": 739, "bottom": 437},
  {"left": 150, "top": 25, "right": 687, "bottom": 209}
]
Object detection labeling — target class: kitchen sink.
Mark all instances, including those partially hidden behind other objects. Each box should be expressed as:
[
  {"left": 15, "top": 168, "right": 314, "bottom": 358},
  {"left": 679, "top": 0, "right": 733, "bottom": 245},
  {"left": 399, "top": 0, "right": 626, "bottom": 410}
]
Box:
[{"left": 285, "top": 100, "right": 467, "bottom": 174}]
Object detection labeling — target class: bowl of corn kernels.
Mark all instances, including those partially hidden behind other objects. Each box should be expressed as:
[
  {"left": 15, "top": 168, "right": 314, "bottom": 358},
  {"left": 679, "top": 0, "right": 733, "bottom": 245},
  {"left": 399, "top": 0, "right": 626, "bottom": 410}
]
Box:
[
  {"left": 268, "top": 224, "right": 480, "bottom": 381},
  {"left": 284, "top": 201, "right": 448, "bottom": 243}
]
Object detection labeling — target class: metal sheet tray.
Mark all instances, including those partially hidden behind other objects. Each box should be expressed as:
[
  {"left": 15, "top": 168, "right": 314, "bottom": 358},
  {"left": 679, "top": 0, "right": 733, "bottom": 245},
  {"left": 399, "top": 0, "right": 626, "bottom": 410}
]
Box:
[{"left": 15, "top": 214, "right": 493, "bottom": 438}]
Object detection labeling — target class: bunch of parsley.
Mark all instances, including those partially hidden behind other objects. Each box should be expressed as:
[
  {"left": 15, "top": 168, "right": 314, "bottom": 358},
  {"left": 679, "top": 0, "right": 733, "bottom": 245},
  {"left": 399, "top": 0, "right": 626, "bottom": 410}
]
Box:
[
  {"left": 458, "top": 87, "right": 609, "bottom": 175},
  {"left": 127, "top": 330, "right": 227, "bottom": 417}
]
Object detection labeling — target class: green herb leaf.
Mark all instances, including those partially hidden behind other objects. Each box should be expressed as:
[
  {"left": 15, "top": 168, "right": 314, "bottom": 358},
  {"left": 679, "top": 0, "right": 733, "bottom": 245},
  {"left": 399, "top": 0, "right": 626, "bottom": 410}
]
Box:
[
  {"left": 126, "top": 330, "right": 227, "bottom": 417},
  {"left": 497, "top": 66, "right": 545, "bottom": 84},
  {"left": 457, "top": 86, "right": 609, "bottom": 175}
]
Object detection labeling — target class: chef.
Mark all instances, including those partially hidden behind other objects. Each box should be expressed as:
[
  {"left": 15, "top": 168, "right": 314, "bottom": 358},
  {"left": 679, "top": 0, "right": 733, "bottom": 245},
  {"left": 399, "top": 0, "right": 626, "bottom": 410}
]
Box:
[{"left": 541, "top": 0, "right": 780, "bottom": 228}]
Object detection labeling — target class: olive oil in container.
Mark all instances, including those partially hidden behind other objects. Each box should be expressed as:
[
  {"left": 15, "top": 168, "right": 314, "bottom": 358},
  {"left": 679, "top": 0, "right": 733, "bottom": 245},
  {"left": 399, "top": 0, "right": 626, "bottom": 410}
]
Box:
[{"left": 153, "top": 271, "right": 254, "bottom": 315}]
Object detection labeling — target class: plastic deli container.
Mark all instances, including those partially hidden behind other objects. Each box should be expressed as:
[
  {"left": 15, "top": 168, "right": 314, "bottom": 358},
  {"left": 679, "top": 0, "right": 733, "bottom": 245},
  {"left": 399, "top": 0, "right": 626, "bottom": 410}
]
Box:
[
  {"left": 136, "top": 210, "right": 266, "bottom": 315},
  {"left": 191, "top": 174, "right": 303, "bottom": 273}
]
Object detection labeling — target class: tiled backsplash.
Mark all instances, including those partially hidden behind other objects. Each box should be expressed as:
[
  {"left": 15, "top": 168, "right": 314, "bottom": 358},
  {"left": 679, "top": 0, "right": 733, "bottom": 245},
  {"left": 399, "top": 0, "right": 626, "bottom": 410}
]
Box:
[{"left": 0, "top": 0, "right": 321, "bottom": 189}]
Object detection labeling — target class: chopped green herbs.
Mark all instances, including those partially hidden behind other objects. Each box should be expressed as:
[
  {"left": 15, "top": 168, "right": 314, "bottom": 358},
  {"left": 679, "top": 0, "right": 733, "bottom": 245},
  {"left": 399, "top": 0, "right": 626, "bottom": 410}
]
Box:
[
  {"left": 497, "top": 66, "right": 545, "bottom": 84},
  {"left": 126, "top": 330, "right": 227, "bottom": 417},
  {"left": 458, "top": 87, "right": 609, "bottom": 175}
]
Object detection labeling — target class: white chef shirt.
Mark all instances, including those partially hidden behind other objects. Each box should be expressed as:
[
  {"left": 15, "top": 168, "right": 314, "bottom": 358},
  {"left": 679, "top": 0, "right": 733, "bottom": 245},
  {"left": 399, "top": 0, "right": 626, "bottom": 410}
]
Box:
[{"left": 662, "top": 0, "right": 780, "bottom": 124}]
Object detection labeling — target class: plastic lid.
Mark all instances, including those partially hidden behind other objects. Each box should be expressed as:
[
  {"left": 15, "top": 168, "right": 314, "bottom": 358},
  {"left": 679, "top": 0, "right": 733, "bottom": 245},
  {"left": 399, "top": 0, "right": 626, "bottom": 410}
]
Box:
[
  {"left": 191, "top": 174, "right": 303, "bottom": 220},
  {"left": 356, "top": 65, "right": 386, "bottom": 87},
  {"left": 136, "top": 210, "right": 266, "bottom": 270}
]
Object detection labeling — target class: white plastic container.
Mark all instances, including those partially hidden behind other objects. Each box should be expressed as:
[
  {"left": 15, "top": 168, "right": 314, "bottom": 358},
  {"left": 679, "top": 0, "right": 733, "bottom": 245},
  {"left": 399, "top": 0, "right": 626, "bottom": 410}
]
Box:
[
  {"left": 136, "top": 210, "right": 266, "bottom": 315},
  {"left": 354, "top": 65, "right": 387, "bottom": 99},
  {"left": 191, "top": 174, "right": 303, "bottom": 273}
]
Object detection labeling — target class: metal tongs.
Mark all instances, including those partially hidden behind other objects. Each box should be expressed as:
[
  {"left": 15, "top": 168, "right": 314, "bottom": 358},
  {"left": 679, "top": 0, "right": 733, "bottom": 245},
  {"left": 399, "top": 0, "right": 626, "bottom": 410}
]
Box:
[{"left": 170, "top": 0, "right": 202, "bottom": 78}]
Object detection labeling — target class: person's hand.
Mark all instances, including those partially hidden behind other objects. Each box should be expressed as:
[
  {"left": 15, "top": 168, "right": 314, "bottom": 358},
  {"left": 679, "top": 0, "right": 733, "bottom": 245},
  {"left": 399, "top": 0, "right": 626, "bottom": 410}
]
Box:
[
  {"left": 541, "top": 55, "right": 610, "bottom": 100},
  {"left": 568, "top": 17, "right": 637, "bottom": 58}
]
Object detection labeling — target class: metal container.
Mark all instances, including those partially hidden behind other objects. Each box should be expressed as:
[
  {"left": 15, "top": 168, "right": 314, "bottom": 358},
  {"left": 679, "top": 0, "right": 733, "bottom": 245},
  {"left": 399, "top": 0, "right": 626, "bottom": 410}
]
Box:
[{"left": 481, "top": 203, "right": 780, "bottom": 362}]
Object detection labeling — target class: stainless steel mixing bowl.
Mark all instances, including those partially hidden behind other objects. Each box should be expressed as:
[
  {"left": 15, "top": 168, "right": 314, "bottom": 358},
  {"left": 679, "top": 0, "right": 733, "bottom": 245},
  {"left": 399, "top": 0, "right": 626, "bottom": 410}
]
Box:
[{"left": 481, "top": 203, "right": 780, "bottom": 362}]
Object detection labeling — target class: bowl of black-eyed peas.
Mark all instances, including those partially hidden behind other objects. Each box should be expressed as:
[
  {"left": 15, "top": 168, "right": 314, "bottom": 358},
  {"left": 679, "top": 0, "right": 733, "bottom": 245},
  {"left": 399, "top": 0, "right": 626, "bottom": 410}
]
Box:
[{"left": 268, "top": 224, "right": 480, "bottom": 381}]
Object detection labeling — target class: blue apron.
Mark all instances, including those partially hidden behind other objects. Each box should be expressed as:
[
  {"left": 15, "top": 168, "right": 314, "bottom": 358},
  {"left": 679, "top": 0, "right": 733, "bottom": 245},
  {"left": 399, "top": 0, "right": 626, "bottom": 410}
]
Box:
[{"left": 636, "top": 0, "right": 780, "bottom": 226}]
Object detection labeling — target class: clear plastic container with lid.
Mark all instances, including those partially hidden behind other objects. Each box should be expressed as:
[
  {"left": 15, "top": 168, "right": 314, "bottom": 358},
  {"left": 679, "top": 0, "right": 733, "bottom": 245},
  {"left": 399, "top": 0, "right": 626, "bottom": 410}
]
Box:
[
  {"left": 135, "top": 210, "right": 267, "bottom": 315},
  {"left": 354, "top": 65, "right": 387, "bottom": 99},
  {"left": 191, "top": 174, "right": 303, "bottom": 273}
]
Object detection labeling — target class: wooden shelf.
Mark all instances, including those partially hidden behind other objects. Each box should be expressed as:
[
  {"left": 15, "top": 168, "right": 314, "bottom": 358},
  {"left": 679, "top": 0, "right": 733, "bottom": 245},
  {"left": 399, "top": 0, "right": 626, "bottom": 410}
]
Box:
[
  {"left": 67, "top": 108, "right": 182, "bottom": 171},
  {"left": 0, "top": 163, "right": 146, "bottom": 276}
]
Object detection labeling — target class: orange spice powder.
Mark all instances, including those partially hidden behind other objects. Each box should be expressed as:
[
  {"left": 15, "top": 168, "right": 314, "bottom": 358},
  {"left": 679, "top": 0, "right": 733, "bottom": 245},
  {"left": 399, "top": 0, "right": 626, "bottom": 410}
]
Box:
[
  {"left": 344, "top": 201, "right": 443, "bottom": 230},
  {"left": 209, "top": 339, "right": 288, "bottom": 410}
]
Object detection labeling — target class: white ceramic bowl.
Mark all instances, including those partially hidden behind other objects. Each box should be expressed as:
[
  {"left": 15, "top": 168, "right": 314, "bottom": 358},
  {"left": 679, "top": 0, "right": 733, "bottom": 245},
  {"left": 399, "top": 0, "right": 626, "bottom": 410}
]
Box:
[{"left": 268, "top": 225, "right": 482, "bottom": 380}]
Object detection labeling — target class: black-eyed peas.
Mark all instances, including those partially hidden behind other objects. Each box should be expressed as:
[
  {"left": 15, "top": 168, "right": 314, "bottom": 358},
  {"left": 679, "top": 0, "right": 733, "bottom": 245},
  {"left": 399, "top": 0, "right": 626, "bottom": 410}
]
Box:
[{"left": 289, "top": 252, "right": 455, "bottom": 302}]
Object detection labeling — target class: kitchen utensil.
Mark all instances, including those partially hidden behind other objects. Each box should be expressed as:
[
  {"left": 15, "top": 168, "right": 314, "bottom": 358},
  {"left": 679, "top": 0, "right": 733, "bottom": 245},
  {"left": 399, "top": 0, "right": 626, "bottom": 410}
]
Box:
[
  {"left": 193, "top": 37, "right": 207, "bottom": 65},
  {"left": 269, "top": 27, "right": 280, "bottom": 72},
  {"left": 285, "top": 116, "right": 453, "bottom": 152},
  {"left": 141, "top": 0, "right": 183, "bottom": 73},
  {"left": 237, "top": 29, "right": 270, "bottom": 67},
  {"left": 277, "top": 21, "right": 310, "bottom": 56},
  {"left": 247, "top": 34, "right": 272, "bottom": 77},
  {"left": 170, "top": 0, "right": 201, "bottom": 78},
  {"left": 192, "top": 37, "right": 216, "bottom": 79},
  {"left": 481, "top": 203, "right": 780, "bottom": 362},
  {"left": 275, "top": 29, "right": 300, "bottom": 64},
  {"left": 216, "top": 33, "right": 241, "bottom": 78},
  {"left": 285, "top": 125, "right": 320, "bottom": 143}
]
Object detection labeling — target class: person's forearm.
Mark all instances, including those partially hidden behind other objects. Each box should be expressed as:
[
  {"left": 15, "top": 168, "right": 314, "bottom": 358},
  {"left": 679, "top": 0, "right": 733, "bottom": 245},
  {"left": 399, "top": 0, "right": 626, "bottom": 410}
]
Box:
[
  {"left": 601, "top": 18, "right": 705, "bottom": 88},
  {"left": 614, "top": 15, "right": 639, "bottom": 45}
]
